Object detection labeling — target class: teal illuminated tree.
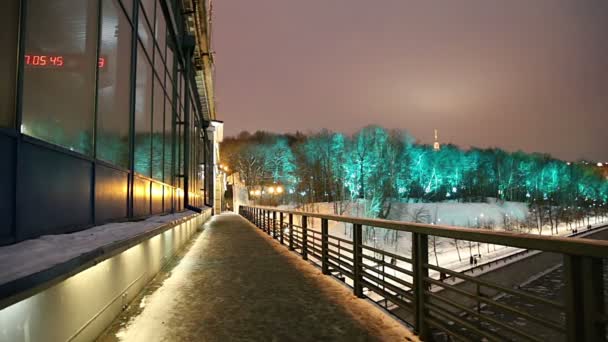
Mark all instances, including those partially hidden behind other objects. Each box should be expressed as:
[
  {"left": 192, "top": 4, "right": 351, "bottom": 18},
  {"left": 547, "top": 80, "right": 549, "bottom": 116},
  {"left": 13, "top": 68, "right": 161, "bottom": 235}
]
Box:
[{"left": 221, "top": 127, "right": 608, "bottom": 228}]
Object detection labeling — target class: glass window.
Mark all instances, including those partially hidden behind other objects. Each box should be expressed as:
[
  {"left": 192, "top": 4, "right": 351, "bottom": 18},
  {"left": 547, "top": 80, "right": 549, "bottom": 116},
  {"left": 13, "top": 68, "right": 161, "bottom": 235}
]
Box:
[
  {"left": 177, "top": 120, "right": 183, "bottom": 178},
  {"left": 96, "top": 0, "right": 132, "bottom": 168},
  {"left": 137, "top": 5, "right": 153, "bottom": 55},
  {"left": 120, "top": 0, "right": 133, "bottom": 18},
  {"left": 166, "top": 70, "right": 173, "bottom": 101},
  {"left": 0, "top": 0, "right": 19, "bottom": 128},
  {"left": 151, "top": 74, "right": 164, "bottom": 180},
  {"left": 155, "top": 8, "right": 166, "bottom": 61},
  {"left": 180, "top": 74, "right": 185, "bottom": 110},
  {"left": 134, "top": 43, "right": 152, "bottom": 176},
  {"left": 166, "top": 42, "right": 174, "bottom": 80},
  {"left": 140, "top": 0, "right": 154, "bottom": 22},
  {"left": 164, "top": 96, "right": 173, "bottom": 185},
  {"left": 22, "top": 0, "right": 98, "bottom": 155},
  {"left": 154, "top": 48, "right": 165, "bottom": 89}
]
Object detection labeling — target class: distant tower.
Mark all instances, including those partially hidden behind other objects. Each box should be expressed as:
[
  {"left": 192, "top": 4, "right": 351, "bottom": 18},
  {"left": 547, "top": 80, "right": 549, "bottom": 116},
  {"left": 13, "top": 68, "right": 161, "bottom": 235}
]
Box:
[{"left": 433, "top": 129, "right": 441, "bottom": 151}]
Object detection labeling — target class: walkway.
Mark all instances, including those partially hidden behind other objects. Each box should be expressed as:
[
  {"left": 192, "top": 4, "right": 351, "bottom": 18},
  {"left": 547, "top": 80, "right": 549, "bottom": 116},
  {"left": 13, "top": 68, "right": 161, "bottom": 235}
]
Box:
[{"left": 98, "top": 213, "right": 417, "bottom": 342}]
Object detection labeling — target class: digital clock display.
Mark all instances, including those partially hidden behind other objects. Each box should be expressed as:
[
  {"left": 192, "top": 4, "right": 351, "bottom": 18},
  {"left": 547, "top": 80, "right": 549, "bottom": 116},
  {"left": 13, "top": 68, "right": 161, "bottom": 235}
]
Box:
[{"left": 25, "top": 54, "right": 106, "bottom": 68}]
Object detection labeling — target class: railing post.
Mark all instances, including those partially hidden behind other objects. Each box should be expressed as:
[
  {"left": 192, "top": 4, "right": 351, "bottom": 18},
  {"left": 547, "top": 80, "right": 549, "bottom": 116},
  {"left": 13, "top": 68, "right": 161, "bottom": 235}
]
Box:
[
  {"left": 302, "top": 216, "right": 308, "bottom": 260},
  {"left": 353, "top": 223, "right": 364, "bottom": 298},
  {"left": 564, "top": 255, "right": 605, "bottom": 342},
  {"left": 321, "top": 218, "right": 330, "bottom": 275},
  {"left": 272, "top": 211, "right": 277, "bottom": 239},
  {"left": 265, "top": 210, "right": 270, "bottom": 235},
  {"left": 412, "top": 232, "right": 429, "bottom": 339},
  {"left": 289, "top": 213, "right": 294, "bottom": 251},
  {"left": 279, "top": 212, "right": 284, "bottom": 244},
  {"left": 256, "top": 208, "right": 260, "bottom": 227}
]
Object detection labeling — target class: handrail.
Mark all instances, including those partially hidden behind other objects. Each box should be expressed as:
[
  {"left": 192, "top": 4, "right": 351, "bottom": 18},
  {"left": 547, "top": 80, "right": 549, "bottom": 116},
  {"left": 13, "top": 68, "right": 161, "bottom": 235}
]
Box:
[
  {"left": 240, "top": 205, "right": 607, "bottom": 341},
  {"left": 247, "top": 205, "right": 608, "bottom": 258}
]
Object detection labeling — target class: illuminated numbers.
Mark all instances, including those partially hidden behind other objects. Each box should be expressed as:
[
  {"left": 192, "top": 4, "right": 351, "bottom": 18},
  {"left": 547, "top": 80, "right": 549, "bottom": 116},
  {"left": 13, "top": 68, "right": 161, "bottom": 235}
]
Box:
[
  {"left": 25, "top": 54, "right": 58, "bottom": 67},
  {"left": 48, "top": 56, "right": 64, "bottom": 66},
  {"left": 98, "top": 57, "right": 105, "bottom": 68}
]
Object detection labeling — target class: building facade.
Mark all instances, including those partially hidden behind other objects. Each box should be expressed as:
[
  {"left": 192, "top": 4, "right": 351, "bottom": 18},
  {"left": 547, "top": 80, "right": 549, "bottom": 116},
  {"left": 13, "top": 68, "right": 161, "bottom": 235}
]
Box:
[{"left": 0, "top": 0, "right": 216, "bottom": 246}]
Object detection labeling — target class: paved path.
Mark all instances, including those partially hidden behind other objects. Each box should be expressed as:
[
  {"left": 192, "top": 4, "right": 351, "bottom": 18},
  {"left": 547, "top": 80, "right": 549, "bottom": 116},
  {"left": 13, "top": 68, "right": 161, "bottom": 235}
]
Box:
[{"left": 98, "top": 213, "right": 416, "bottom": 342}]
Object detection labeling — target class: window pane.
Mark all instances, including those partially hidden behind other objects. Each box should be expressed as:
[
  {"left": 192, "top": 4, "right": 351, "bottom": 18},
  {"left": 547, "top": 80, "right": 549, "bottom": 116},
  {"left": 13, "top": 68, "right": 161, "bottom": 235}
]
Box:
[
  {"left": 151, "top": 75, "right": 164, "bottom": 180},
  {"left": 177, "top": 121, "right": 183, "bottom": 178},
  {"left": 134, "top": 43, "right": 152, "bottom": 176},
  {"left": 166, "top": 70, "right": 173, "bottom": 100},
  {"left": 155, "top": 8, "right": 166, "bottom": 60},
  {"left": 0, "top": 0, "right": 19, "bottom": 128},
  {"left": 180, "top": 74, "right": 185, "bottom": 110},
  {"left": 164, "top": 96, "right": 173, "bottom": 185},
  {"left": 154, "top": 47, "right": 165, "bottom": 88},
  {"left": 137, "top": 5, "right": 153, "bottom": 55},
  {"left": 141, "top": 0, "right": 154, "bottom": 22},
  {"left": 97, "top": 0, "right": 132, "bottom": 168},
  {"left": 120, "top": 0, "right": 133, "bottom": 19},
  {"left": 166, "top": 43, "right": 174, "bottom": 80},
  {"left": 22, "top": 0, "right": 98, "bottom": 154}
]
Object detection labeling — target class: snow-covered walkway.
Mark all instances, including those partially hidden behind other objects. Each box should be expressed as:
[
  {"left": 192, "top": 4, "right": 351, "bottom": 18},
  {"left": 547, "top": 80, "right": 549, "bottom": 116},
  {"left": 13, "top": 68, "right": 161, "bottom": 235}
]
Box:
[{"left": 98, "top": 213, "right": 418, "bottom": 342}]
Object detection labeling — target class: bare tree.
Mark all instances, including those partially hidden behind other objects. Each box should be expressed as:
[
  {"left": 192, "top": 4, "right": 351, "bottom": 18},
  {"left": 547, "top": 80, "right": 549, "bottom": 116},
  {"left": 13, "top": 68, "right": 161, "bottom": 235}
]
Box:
[{"left": 410, "top": 206, "right": 431, "bottom": 224}]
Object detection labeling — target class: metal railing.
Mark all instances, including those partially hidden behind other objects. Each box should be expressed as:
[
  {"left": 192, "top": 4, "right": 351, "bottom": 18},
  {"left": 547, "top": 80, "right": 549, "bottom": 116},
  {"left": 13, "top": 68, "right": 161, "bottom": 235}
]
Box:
[{"left": 239, "top": 205, "right": 608, "bottom": 342}]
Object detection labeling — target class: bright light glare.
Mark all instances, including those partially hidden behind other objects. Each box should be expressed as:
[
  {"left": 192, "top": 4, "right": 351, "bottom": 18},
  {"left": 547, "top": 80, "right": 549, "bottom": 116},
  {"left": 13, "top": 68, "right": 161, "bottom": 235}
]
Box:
[
  {"left": 268, "top": 187, "right": 275, "bottom": 194},
  {"left": 276, "top": 186, "right": 284, "bottom": 194}
]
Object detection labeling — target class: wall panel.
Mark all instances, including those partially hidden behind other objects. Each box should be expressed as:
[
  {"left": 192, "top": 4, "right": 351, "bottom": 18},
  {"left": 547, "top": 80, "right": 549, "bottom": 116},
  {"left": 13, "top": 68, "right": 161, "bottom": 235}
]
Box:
[
  {"left": 17, "top": 142, "right": 92, "bottom": 241},
  {"left": 133, "top": 177, "right": 150, "bottom": 218},
  {"left": 0, "top": 135, "right": 15, "bottom": 242},
  {"left": 151, "top": 181, "right": 163, "bottom": 214},
  {"left": 163, "top": 185, "right": 172, "bottom": 213},
  {"left": 95, "top": 164, "right": 128, "bottom": 223}
]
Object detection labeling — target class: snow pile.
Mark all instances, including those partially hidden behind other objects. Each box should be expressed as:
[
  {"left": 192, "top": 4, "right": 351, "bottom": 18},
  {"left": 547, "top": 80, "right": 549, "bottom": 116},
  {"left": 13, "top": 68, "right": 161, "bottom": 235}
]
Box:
[{"left": 0, "top": 211, "right": 197, "bottom": 287}]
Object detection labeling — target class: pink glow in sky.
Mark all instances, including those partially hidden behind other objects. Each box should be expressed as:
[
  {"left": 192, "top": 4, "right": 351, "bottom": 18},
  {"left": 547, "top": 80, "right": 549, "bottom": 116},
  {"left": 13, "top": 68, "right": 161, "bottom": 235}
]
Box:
[{"left": 213, "top": 0, "right": 607, "bottom": 161}]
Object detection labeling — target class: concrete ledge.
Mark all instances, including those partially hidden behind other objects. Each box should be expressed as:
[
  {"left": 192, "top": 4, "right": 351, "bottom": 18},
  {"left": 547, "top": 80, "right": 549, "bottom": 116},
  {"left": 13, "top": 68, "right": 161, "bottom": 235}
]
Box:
[{"left": 0, "top": 208, "right": 212, "bottom": 342}]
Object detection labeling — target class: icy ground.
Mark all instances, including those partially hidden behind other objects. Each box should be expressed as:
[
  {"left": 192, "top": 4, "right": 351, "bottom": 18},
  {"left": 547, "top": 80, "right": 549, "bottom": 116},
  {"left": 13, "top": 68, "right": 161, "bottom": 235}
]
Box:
[{"left": 98, "top": 214, "right": 419, "bottom": 342}]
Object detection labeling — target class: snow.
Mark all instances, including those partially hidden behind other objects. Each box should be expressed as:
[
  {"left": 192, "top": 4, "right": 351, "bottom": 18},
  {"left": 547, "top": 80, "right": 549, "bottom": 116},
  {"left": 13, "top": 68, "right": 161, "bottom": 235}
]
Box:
[
  {"left": 285, "top": 199, "right": 529, "bottom": 228},
  {"left": 275, "top": 200, "right": 607, "bottom": 278},
  {"left": 0, "top": 211, "right": 198, "bottom": 288}
]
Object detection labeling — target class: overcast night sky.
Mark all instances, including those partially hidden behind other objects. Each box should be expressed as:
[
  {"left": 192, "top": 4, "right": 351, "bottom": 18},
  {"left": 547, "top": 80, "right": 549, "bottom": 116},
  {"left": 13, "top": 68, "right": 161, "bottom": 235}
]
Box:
[{"left": 213, "top": 0, "right": 607, "bottom": 162}]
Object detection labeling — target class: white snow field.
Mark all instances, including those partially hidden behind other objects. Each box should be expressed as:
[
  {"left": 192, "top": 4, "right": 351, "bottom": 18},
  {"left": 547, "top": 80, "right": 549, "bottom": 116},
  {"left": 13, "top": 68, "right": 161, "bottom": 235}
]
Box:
[{"left": 270, "top": 200, "right": 606, "bottom": 276}]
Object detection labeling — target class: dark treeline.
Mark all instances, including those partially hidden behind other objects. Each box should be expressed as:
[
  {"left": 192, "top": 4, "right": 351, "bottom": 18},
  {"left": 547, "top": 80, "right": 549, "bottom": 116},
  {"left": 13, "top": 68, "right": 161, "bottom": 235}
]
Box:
[{"left": 222, "top": 126, "right": 608, "bottom": 231}]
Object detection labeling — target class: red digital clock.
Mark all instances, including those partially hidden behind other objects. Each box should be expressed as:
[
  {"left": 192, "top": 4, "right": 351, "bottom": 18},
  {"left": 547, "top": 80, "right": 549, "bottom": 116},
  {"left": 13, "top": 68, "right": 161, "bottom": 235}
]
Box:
[{"left": 24, "top": 54, "right": 106, "bottom": 68}]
